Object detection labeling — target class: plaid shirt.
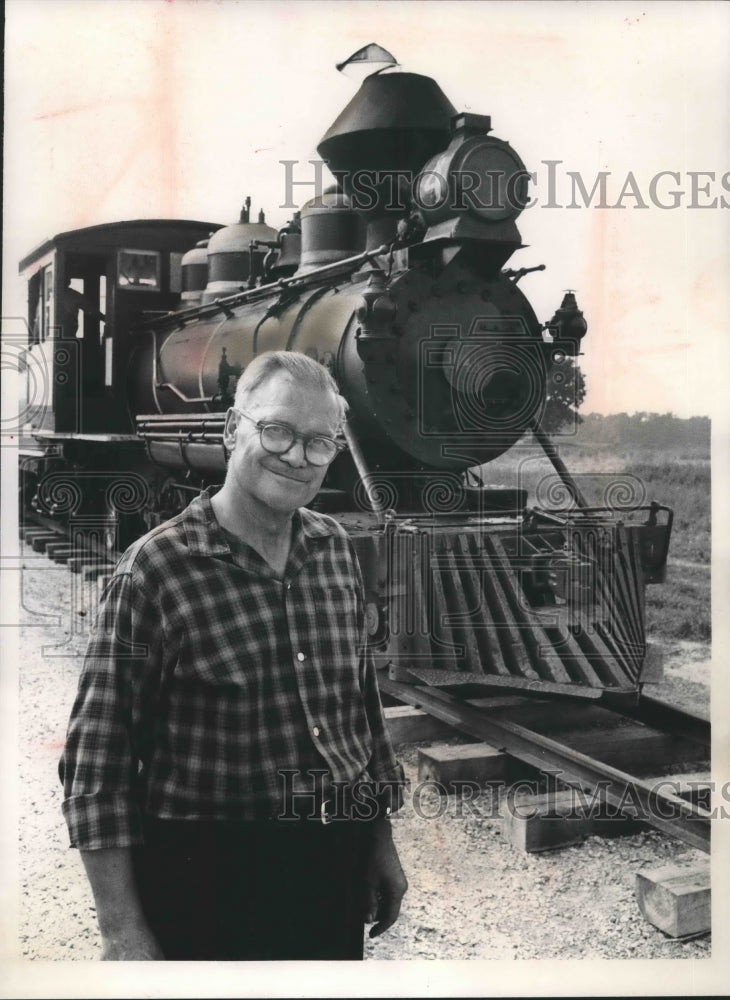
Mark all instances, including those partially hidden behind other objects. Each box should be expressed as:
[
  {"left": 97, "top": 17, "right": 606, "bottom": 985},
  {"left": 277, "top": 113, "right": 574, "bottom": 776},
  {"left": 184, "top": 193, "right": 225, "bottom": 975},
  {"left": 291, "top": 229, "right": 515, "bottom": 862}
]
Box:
[{"left": 62, "top": 491, "right": 404, "bottom": 849}]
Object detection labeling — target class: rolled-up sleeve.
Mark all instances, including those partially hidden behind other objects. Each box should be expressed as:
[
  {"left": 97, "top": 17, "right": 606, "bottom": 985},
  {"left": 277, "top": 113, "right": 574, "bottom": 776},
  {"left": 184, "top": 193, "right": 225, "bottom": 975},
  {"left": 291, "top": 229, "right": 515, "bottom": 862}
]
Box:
[{"left": 61, "top": 568, "right": 162, "bottom": 849}]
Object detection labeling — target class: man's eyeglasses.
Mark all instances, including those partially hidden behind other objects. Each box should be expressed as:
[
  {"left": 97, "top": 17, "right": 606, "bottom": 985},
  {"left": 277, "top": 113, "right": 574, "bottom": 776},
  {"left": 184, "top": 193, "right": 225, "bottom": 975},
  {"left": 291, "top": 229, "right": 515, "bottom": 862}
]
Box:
[{"left": 233, "top": 409, "right": 347, "bottom": 467}]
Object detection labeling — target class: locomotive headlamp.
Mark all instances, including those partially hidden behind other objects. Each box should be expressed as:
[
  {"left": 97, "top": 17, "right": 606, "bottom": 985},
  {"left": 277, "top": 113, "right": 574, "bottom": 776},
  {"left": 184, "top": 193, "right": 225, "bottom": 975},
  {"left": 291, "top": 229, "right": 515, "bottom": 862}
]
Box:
[{"left": 414, "top": 113, "right": 530, "bottom": 249}]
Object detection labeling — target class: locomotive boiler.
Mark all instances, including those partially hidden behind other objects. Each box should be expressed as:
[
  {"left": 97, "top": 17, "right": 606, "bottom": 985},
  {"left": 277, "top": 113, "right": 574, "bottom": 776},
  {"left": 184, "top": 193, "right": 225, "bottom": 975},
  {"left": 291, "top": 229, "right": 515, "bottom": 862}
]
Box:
[{"left": 19, "top": 52, "right": 672, "bottom": 704}]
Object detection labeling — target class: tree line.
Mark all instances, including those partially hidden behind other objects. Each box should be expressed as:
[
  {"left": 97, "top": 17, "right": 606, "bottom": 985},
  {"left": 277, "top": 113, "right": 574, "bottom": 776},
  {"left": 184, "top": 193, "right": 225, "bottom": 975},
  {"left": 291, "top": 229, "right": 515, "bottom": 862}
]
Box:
[{"left": 574, "top": 411, "right": 710, "bottom": 450}]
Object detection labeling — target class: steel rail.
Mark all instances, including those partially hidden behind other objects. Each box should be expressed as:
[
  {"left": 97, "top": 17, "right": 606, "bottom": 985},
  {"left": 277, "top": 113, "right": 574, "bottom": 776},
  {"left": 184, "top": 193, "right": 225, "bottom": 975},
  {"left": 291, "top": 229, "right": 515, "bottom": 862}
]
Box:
[
  {"left": 380, "top": 677, "right": 711, "bottom": 853},
  {"left": 637, "top": 694, "right": 711, "bottom": 747},
  {"left": 605, "top": 692, "right": 711, "bottom": 748}
]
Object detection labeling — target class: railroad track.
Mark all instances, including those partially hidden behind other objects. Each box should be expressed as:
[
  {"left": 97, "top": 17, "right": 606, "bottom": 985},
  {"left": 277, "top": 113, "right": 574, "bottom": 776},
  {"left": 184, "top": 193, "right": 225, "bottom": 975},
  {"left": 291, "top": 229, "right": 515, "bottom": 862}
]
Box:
[
  {"left": 381, "top": 681, "right": 711, "bottom": 937},
  {"left": 381, "top": 677, "right": 711, "bottom": 937},
  {"left": 20, "top": 523, "right": 119, "bottom": 581},
  {"left": 381, "top": 676, "right": 711, "bottom": 854}
]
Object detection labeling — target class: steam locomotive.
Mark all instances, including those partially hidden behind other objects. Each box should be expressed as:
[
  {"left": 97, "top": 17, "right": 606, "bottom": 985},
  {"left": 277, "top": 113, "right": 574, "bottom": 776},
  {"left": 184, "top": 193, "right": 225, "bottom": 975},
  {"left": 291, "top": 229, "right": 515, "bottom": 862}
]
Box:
[{"left": 18, "top": 53, "right": 672, "bottom": 704}]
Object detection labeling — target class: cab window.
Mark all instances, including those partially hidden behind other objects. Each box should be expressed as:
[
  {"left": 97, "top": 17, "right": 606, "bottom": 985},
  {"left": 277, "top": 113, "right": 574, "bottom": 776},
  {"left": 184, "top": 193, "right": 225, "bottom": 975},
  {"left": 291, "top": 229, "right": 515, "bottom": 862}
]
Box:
[{"left": 117, "top": 250, "right": 160, "bottom": 290}]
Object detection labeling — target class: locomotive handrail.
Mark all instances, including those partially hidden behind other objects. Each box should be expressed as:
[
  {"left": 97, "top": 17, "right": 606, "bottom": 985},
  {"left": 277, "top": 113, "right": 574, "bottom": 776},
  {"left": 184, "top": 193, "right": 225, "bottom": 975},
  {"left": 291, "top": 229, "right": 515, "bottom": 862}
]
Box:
[
  {"left": 136, "top": 413, "right": 225, "bottom": 423},
  {"left": 525, "top": 503, "right": 673, "bottom": 532},
  {"left": 132, "top": 244, "right": 391, "bottom": 335},
  {"left": 137, "top": 432, "right": 224, "bottom": 443}
]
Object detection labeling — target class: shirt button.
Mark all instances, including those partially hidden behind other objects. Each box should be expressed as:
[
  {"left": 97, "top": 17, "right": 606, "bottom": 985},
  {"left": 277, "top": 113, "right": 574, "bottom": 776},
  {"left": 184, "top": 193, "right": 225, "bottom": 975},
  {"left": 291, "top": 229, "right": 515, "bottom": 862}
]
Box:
[
  {"left": 313, "top": 726, "right": 320, "bottom": 737},
  {"left": 296, "top": 652, "right": 305, "bottom": 662}
]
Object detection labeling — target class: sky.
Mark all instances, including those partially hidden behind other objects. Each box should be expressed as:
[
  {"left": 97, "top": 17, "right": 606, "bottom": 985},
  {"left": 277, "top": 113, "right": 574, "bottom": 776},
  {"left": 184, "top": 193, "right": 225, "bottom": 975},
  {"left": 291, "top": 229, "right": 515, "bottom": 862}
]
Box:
[{"left": 3, "top": 0, "right": 729, "bottom": 419}]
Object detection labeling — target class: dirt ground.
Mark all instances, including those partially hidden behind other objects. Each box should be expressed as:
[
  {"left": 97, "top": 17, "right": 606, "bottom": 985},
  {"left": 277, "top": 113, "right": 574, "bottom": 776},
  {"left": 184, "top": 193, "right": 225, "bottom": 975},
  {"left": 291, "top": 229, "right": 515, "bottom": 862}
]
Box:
[{"left": 9, "top": 541, "right": 716, "bottom": 967}]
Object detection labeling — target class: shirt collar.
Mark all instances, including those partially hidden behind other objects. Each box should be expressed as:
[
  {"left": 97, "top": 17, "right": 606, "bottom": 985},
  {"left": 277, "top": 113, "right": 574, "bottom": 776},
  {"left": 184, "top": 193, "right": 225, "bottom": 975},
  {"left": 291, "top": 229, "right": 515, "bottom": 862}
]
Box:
[
  {"left": 181, "top": 489, "right": 231, "bottom": 558},
  {"left": 182, "top": 488, "right": 336, "bottom": 562},
  {"left": 298, "top": 505, "right": 338, "bottom": 540}
]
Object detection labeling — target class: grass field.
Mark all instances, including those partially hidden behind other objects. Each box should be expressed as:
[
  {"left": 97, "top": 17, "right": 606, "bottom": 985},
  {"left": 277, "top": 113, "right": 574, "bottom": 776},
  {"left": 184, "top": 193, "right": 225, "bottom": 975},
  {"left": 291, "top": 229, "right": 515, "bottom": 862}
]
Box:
[{"left": 479, "top": 434, "right": 711, "bottom": 643}]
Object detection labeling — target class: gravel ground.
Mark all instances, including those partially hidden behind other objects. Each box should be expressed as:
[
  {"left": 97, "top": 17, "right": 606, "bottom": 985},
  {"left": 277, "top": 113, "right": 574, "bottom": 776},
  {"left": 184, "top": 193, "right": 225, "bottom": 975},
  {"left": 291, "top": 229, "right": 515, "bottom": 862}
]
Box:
[{"left": 8, "top": 541, "right": 719, "bottom": 974}]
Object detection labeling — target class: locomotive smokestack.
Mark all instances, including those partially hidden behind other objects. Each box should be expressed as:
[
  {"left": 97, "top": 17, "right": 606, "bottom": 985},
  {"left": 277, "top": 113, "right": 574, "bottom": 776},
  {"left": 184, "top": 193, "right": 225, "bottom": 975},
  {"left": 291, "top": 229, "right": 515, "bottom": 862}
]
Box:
[{"left": 317, "top": 65, "right": 456, "bottom": 250}]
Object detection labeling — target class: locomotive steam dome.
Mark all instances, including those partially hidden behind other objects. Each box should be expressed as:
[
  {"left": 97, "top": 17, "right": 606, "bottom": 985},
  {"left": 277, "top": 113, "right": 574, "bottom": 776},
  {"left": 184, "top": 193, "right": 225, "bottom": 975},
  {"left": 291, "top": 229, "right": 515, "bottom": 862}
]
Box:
[
  {"left": 296, "top": 187, "right": 366, "bottom": 273},
  {"left": 180, "top": 237, "right": 210, "bottom": 307},
  {"left": 202, "top": 202, "right": 278, "bottom": 302}
]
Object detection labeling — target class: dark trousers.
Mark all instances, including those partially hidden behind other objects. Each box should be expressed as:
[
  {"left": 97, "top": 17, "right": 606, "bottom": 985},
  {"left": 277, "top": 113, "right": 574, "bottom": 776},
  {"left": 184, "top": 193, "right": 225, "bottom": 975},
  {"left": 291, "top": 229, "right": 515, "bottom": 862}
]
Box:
[{"left": 133, "top": 817, "right": 368, "bottom": 960}]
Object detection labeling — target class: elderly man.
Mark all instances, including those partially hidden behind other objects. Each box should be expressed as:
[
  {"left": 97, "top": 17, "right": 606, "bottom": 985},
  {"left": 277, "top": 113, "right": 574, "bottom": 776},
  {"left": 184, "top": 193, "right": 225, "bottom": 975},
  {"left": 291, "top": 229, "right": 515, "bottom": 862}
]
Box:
[{"left": 61, "top": 351, "right": 407, "bottom": 961}]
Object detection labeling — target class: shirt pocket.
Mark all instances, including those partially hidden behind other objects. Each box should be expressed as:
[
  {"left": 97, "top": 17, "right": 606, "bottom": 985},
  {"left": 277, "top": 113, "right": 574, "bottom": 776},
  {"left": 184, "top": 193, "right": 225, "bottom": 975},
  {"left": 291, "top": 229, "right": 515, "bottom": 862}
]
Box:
[{"left": 307, "top": 580, "right": 359, "bottom": 618}]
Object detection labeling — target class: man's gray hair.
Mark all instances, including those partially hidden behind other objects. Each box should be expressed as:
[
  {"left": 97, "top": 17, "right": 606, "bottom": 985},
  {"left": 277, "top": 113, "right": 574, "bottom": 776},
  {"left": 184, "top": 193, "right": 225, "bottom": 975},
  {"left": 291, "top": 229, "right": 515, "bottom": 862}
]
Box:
[{"left": 233, "top": 351, "right": 348, "bottom": 428}]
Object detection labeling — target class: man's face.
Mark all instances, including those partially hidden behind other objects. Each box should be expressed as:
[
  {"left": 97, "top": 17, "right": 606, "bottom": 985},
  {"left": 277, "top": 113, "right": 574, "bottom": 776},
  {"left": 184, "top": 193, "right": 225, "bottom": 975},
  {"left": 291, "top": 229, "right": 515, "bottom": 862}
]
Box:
[{"left": 223, "top": 370, "right": 341, "bottom": 515}]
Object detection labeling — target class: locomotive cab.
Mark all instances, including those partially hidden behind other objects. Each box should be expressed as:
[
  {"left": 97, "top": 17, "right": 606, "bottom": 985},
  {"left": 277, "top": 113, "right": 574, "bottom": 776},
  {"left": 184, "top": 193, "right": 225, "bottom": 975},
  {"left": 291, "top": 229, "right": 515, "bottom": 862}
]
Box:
[
  {"left": 19, "top": 220, "right": 222, "bottom": 436},
  {"left": 18, "top": 220, "right": 222, "bottom": 551}
]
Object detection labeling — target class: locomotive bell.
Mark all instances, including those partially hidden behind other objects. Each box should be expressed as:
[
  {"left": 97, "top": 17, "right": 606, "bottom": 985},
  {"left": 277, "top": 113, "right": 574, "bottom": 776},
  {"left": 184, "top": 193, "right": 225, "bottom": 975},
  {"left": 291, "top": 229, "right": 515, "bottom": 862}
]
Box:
[{"left": 266, "top": 215, "right": 301, "bottom": 277}]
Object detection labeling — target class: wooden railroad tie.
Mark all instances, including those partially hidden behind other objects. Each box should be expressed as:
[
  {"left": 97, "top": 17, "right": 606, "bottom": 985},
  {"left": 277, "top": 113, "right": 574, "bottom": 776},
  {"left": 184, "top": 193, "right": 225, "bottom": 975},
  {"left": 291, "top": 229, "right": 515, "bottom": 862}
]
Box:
[
  {"left": 502, "top": 787, "right": 642, "bottom": 852},
  {"left": 636, "top": 862, "right": 710, "bottom": 938},
  {"left": 45, "top": 543, "right": 75, "bottom": 561},
  {"left": 383, "top": 705, "right": 455, "bottom": 744},
  {"left": 48, "top": 547, "right": 77, "bottom": 564},
  {"left": 542, "top": 723, "right": 702, "bottom": 775},
  {"left": 417, "top": 743, "right": 508, "bottom": 790},
  {"left": 29, "top": 533, "right": 60, "bottom": 553},
  {"left": 410, "top": 727, "right": 710, "bottom": 854},
  {"left": 21, "top": 527, "right": 54, "bottom": 543}
]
